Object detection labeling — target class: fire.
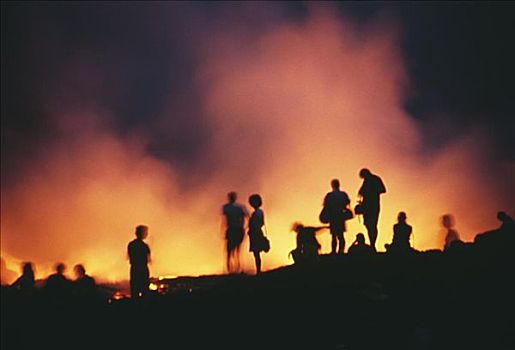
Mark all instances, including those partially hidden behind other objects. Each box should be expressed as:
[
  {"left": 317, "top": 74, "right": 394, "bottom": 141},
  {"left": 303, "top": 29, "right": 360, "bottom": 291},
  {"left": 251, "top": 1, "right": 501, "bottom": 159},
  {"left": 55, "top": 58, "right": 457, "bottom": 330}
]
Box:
[
  {"left": 1, "top": 6, "right": 510, "bottom": 285},
  {"left": 158, "top": 275, "right": 177, "bottom": 281},
  {"left": 108, "top": 291, "right": 127, "bottom": 303}
]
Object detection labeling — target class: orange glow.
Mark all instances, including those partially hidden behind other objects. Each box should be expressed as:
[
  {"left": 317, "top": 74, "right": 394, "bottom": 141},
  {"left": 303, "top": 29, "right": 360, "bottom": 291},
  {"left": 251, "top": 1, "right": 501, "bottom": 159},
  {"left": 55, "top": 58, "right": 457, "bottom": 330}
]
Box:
[
  {"left": 110, "top": 291, "right": 127, "bottom": 301},
  {"left": 158, "top": 275, "right": 177, "bottom": 280},
  {"left": 1, "top": 7, "right": 511, "bottom": 285}
]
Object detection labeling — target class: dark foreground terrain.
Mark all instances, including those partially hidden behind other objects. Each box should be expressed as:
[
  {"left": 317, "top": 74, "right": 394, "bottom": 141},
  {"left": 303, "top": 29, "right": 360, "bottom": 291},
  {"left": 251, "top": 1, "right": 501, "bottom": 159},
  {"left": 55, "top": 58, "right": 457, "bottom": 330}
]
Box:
[{"left": 2, "top": 242, "right": 514, "bottom": 350}]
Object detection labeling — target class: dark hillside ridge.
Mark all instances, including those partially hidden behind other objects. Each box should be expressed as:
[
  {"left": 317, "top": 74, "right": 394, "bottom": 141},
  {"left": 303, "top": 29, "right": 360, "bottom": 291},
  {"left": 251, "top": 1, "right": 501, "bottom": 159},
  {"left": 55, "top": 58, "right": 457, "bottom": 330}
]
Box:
[{"left": 2, "top": 228, "right": 514, "bottom": 350}]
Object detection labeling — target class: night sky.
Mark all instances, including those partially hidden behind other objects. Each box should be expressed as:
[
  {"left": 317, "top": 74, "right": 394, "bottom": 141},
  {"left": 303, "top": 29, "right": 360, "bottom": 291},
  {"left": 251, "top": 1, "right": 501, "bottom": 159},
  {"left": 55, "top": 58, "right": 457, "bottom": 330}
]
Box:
[{"left": 2, "top": 2, "right": 514, "bottom": 187}]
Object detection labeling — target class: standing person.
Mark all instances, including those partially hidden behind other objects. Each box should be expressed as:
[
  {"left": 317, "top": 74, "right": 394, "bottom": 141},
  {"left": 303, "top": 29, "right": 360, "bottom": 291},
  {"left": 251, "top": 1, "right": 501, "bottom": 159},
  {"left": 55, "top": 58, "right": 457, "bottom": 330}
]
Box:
[
  {"left": 222, "top": 192, "right": 248, "bottom": 273},
  {"left": 323, "top": 179, "right": 351, "bottom": 255},
  {"left": 358, "top": 168, "right": 386, "bottom": 252},
  {"left": 442, "top": 214, "right": 460, "bottom": 250},
  {"left": 248, "top": 194, "right": 267, "bottom": 275},
  {"left": 127, "top": 225, "right": 151, "bottom": 298}
]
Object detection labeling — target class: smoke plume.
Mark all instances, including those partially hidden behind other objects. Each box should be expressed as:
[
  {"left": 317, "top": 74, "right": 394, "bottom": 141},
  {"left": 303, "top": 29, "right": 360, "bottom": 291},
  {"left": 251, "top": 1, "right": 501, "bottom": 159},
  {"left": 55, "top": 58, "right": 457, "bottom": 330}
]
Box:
[{"left": 1, "top": 4, "right": 512, "bottom": 283}]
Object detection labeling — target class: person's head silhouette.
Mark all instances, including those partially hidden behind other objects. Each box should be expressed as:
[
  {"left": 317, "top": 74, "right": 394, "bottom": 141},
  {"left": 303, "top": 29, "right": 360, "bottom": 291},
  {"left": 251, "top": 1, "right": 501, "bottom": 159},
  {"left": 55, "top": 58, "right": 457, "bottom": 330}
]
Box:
[
  {"left": 359, "top": 168, "right": 371, "bottom": 179},
  {"left": 441, "top": 214, "right": 455, "bottom": 229},
  {"left": 249, "top": 194, "right": 262, "bottom": 209},
  {"left": 398, "top": 212, "right": 407, "bottom": 223},
  {"left": 228, "top": 191, "right": 237, "bottom": 203},
  {"left": 22, "top": 262, "right": 34, "bottom": 276},
  {"left": 135, "top": 225, "right": 148, "bottom": 240},
  {"left": 497, "top": 211, "right": 512, "bottom": 223},
  {"left": 331, "top": 179, "right": 340, "bottom": 190},
  {"left": 74, "top": 264, "right": 86, "bottom": 279},
  {"left": 292, "top": 222, "right": 304, "bottom": 233},
  {"left": 356, "top": 233, "right": 366, "bottom": 244},
  {"left": 55, "top": 263, "right": 66, "bottom": 275}
]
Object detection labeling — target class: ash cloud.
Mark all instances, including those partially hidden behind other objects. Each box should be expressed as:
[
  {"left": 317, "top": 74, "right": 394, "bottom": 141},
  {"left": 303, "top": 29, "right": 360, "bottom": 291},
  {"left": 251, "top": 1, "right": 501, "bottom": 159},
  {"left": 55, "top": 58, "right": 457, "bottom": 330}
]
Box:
[{"left": 1, "top": 3, "right": 513, "bottom": 282}]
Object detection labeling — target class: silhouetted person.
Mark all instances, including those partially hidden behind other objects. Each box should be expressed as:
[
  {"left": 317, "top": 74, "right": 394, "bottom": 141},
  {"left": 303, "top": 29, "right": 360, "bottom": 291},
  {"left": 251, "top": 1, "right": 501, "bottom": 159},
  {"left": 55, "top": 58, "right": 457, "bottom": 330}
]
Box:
[
  {"left": 290, "top": 223, "right": 325, "bottom": 264},
  {"left": 385, "top": 212, "right": 413, "bottom": 254},
  {"left": 128, "top": 225, "right": 151, "bottom": 298},
  {"left": 45, "top": 263, "right": 71, "bottom": 295},
  {"left": 73, "top": 264, "right": 96, "bottom": 297},
  {"left": 474, "top": 211, "right": 514, "bottom": 253},
  {"left": 348, "top": 233, "right": 374, "bottom": 257},
  {"left": 322, "top": 179, "right": 351, "bottom": 255},
  {"left": 442, "top": 214, "right": 460, "bottom": 250},
  {"left": 358, "top": 168, "right": 386, "bottom": 252},
  {"left": 11, "top": 262, "right": 35, "bottom": 293},
  {"left": 497, "top": 211, "right": 514, "bottom": 233},
  {"left": 248, "top": 194, "right": 267, "bottom": 275},
  {"left": 222, "top": 191, "right": 248, "bottom": 273}
]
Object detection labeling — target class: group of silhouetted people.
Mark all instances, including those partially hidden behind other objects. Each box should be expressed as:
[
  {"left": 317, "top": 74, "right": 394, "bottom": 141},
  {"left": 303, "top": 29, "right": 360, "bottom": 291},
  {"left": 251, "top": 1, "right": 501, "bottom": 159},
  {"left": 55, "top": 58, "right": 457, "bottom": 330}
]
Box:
[
  {"left": 9, "top": 225, "right": 151, "bottom": 300},
  {"left": 289, "top": 168, "right": 387, "bottom": 263},
  {"left": 8, "top": 165, "right": 513, "bottom": 300},
  {"left": 10, "top": 261, "right": 96, "bottom": 298},
  {"left": 216, "top": 168, "right": 389, "bottom": 270},
  {"left": 320, "top": 169, "right": 387, "bottom": 253},
  {"left": 126, "top": 206, "right": 515, "bottom": 299},
  {"left": 125, "top": 206, "right": 513, "bottom": 298},
  {"left": 221, "top": 192, "right": 269, "bottom": 275}
]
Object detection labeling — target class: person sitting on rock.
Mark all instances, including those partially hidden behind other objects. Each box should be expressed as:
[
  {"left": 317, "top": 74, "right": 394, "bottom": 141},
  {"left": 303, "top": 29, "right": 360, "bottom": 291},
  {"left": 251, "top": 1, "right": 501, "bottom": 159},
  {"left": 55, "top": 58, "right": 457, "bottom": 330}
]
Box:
[
  {"left": 348, "top": 233, "right": 374, "bottom": 257},
  {"left": 385, "top": 212, "right": 413, "bottom": 254}
]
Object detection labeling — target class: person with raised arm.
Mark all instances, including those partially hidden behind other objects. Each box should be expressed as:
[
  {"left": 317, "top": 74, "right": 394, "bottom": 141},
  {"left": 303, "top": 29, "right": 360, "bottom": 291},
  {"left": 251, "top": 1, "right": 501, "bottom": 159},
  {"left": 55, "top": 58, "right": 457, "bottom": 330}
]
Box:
[{"left": 290, "top": 222, "right": 327, "bottom": 264}]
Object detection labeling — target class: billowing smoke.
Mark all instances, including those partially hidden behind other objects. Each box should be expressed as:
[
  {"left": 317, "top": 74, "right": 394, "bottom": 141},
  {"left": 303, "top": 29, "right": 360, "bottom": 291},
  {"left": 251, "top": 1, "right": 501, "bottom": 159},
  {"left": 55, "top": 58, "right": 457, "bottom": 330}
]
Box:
[
  {"left": 1, "top": 258, "right": 17, "bottom": 285},
  {"left": 1, "top": 4, "right": 512, "bottom": 283}
]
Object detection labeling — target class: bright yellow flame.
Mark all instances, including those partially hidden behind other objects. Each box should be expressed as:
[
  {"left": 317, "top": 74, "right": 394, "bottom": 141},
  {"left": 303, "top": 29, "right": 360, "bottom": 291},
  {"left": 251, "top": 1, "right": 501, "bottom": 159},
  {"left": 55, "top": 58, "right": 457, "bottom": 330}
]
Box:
[{"left": 158, "top": 275, "right": 177, "bottom": 280}]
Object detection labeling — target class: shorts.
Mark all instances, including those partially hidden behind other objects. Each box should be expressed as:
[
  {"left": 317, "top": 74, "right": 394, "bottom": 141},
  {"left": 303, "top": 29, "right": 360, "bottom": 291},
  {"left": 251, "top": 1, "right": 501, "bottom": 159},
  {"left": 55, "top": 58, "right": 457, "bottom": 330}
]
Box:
[{"left": 226, "top": 227, "right": 244, "bottom": 252}]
